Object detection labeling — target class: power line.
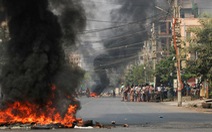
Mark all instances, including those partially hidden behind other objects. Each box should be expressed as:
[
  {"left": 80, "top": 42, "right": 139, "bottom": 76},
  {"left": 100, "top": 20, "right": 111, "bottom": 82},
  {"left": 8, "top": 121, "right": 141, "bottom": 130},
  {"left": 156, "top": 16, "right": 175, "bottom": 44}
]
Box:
[
  {"left": 86, "top": 19, "right": 129, "bottom": 24},
  {"left": 78, "top": 41, "right": 145, "bottom": 58},
  {"left": 82, "top": 0, "right": 157, "bottom": 7},
  {"left": 80, "top": 28, "right": 149, "bottom": 44},
  {"left": 78, "top": 4, "right": 174, "bottom": 68},
  {"left": 82, "top": 12, "right": 172, "bottom": 41},
  {"left": 80, "top": 38, "right": 171, "bottom": 63},
  {"left": 101, "top": 41, "right": 144, "bottom": 52},
  {"left": 80, "top": 12, "right": 167, "bottom": 34},
  {"left": 80, "top": 16, "right": 171, "bottom": 44},
  {"left": 94, "top": 55, "right": 138, "bottom": 69},
  {"left": 78, "top": 18, "right": 173, "bottom": 57}
]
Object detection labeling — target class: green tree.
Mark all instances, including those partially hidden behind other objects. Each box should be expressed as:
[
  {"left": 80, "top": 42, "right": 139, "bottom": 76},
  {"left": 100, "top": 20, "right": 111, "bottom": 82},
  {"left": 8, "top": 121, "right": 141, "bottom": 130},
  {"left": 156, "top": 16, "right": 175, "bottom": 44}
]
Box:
[
  {"left": 155, "top": 48, "right": 176, "bottom": 86},
  {"left": 186, "top": 17, "right": 212, "bottom": 81},
  {"left": 155, "top": 47, "right": 177, "bottom": 86},
  {"left": 125, "top": 64, "right": 146, "bottom": 85}
]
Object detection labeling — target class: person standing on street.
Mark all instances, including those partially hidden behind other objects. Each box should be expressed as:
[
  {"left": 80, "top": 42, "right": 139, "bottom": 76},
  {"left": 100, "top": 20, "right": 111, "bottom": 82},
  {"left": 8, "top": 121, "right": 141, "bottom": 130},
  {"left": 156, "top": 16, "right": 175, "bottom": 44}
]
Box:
[
  {"left": 120, "top": 83, "right": 125, "bottom": 101},
  {"left": 124, "top": 84, "right": 130, "bottom": 101},
  {"left": 130, "top": 84, "right": 134, "bottom": 102}
]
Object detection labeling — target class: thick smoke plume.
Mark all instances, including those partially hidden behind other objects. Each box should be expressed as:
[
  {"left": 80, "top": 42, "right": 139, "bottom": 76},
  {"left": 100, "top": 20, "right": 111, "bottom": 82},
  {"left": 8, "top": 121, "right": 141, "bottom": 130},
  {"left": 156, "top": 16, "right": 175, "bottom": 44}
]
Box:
[
  {"left": 0, "top": 0, "right": 86, "bottom": 113},
  {"left": 92, "top": 0, "right": 155, "bottom": 93},
  {"left": 50, "top": 0, "right": 86, "bottom": 46},
  {"left": 108, "top": 0, "right": 155, "bottom": 65}
]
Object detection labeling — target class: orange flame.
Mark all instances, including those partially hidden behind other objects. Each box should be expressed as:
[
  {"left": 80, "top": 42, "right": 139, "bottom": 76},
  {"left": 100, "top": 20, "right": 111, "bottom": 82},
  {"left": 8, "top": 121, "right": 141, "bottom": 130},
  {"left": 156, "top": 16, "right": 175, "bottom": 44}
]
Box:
[
  {"left": 0, "top": 101, "right": 77, "bottom": 127},
  {"left": 0, "top": 84, "right": 79, "bottom": 127},
  {"left": 90, "top": 92, "right": 97, "bottom": 97}
]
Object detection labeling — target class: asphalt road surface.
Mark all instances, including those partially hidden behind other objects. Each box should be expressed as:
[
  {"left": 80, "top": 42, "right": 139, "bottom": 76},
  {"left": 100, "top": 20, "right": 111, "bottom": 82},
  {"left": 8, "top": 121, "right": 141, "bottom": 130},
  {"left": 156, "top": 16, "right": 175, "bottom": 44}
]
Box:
[
  {"left": 77, "top": 97, "right": 212, "bottom": 127},
  {"left": 2, "top": 96, "right": 212, "bottom": 132}
]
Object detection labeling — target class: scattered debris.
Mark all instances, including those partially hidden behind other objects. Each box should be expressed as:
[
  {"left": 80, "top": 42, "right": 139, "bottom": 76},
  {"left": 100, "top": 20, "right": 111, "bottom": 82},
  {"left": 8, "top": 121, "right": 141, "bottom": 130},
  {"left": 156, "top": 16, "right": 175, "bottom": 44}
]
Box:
[
  {"left": 0, "top": 126, "right": 7, "bottom": 130},
  {"left": 78, "top": 120, "right": 93, "bottom": 127},
  {"left": 123, "top": 124, "right": 129, "bottom": 127},
  {"left": 31, "top": 124, "right": 53, "bottom": 130},
  {"left": 159, "top": 116, "right": 163, "bottom": 118},
  {"left": 205, "top": 99, "right": 212, "bottom": 103},
  {"left": 202, "top": 102, "right": 211, "bottom": 109},
  {"left": 95, "top": 121, "right": 104, "bottom": 128},
  {"left": 0, "top": 119, "right": 132, "bottom": 130},
  {"left": 74, "top": 126, "right": 93, "bottom": 129},
  {"left": 111, "top": 121, "right": 116, "bottom": 124}
]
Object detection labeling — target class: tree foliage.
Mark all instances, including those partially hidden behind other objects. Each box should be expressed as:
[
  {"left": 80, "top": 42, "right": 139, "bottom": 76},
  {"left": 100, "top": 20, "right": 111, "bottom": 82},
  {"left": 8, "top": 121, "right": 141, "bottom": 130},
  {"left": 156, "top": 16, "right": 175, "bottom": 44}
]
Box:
[
  {"left": 125, "top": 64, "right": 146, "bottom": 85},
  {"left": 186, "top": 17, "right": 212, "bottom": 81},
  {"left": 155, "top": 54, "right": 176, "bottom": 86}
]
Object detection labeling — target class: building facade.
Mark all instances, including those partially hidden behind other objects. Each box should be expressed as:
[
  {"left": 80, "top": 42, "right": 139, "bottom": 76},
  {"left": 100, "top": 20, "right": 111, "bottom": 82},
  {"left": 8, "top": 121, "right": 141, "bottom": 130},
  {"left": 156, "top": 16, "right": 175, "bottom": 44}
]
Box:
[
  {"left": 69, "top": 52, "right": 82, "bottom": 68},
  {"left": 180, "top": 18, "right": 200, "bottom": 62}
]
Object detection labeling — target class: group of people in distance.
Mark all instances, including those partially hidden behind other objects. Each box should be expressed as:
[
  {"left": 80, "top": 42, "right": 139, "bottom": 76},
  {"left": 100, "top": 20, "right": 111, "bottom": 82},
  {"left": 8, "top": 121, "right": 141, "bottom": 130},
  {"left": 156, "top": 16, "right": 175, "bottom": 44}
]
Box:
[{"left": 120, "top": 83, "right": 163, "bottom": 102}]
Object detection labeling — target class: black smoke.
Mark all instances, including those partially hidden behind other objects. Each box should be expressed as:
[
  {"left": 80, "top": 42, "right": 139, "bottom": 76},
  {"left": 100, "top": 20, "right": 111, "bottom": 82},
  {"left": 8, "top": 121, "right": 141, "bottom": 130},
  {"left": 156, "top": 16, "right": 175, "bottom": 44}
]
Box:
[
  {"left": 92, "top": 0, "right": 156, "bottom": 93},
  {"left": 108, "top": 0, "right": 156, "bottom": 64},
  {"left": 50, "top": 0, "right": 86, "bottom": 46},
  {"left": 0, "top": 0, "right": 86, "bottom": 113},
  {"left": 93, "top": 54, "right": 110, "bottom": 94}
]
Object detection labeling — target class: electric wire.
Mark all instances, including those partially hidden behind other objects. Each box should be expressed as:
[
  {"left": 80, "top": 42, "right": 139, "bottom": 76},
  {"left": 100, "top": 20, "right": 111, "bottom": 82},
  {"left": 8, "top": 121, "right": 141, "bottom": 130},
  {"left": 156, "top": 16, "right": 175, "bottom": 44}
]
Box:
[
  {"left": 80, "top": 14, "right": 171, "bottom": 44},
  {"left": 80, "top": 12, "right": 166, "bottom": 34},
  {"left": 81, "top": 0, "right": 157, "bottom": 7},
  {"left": 79, "top": 3, "right": 173, "bottom": 69}
]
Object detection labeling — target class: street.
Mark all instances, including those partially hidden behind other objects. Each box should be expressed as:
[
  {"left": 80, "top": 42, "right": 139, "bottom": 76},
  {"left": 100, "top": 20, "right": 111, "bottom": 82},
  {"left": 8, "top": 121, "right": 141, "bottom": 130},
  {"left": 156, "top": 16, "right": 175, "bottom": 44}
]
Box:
[
  {"left": 2, "top": 96, "right": 212, "bottom": 132},
  {"left": 0, "top": 0, "right": 212, "bottom": 132},
  {"left": 77, "top": 97, "right": 212, "bottom": 127}
]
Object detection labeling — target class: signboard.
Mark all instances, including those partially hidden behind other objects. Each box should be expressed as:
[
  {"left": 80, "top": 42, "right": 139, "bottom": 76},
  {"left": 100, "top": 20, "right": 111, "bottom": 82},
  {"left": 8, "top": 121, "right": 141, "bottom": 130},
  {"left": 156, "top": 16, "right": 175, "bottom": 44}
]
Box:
[{"left": 173, "top": 79, "right": 178, "bottom": 89}]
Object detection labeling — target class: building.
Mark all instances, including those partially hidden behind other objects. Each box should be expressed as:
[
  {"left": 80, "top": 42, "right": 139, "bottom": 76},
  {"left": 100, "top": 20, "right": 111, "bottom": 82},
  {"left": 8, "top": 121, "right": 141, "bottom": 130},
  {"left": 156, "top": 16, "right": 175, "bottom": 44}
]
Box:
[
  {"left": 180, "top": 18, "right": 200, "bottom": 62},
  {"left": 180, "top": 0, "right": 198, "bottom": 18},
  {"left": 157, "top": 19, "right": 172, "bottom": 60},
  {"left": 68, "top": 52, "right": 82, "bottom": 68}
]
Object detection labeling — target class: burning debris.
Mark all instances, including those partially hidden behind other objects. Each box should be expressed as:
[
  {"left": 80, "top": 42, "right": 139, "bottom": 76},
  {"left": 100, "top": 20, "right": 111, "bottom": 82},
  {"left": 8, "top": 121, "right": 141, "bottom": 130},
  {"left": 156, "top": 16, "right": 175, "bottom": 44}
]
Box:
[
  {"left": 90, "top": 92, "right": 98, "bottom": 97},
  {"left": 75, "top": 120, "right": 117, "bottom": 129},
  {"left": 0, "top": 85, "right": 78, "bottom": 128},
  {"left": 0, "top": 117, "right": 130, "bottom": 130},
  {"left": 0, "top": 0, "right": 85, "bottom": 128}
]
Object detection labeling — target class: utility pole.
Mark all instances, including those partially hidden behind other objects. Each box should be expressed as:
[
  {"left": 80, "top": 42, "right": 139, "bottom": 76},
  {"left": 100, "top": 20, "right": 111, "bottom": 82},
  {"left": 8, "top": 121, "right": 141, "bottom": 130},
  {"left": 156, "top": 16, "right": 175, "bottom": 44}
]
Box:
[
  {"left": 151, "top": 23, "right": 157, "bottom": 89},
  {"left": 173, "top": 0, "right": 183, "bottom": 107}
]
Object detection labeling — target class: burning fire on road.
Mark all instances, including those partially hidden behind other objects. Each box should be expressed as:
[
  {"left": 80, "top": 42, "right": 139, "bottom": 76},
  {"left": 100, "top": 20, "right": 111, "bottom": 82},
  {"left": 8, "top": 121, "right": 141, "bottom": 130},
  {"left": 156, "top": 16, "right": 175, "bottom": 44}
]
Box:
[
  {"left": 0, "top": 0, "right": 86, "bottom": 129},
  {"left": 90, "top": 92, "right": 98, "bottom": 97},
  {"left": 0, "top": 85, "right": 78, "bottom": 128}
]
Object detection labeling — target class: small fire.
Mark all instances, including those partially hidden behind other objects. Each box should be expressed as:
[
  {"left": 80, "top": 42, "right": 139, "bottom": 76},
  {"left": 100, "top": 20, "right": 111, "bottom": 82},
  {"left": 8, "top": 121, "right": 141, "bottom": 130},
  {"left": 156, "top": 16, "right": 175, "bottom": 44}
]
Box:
[
  {"left": 0, "top": 85, "right": 79, "bottom": 128},
  {"left": 90, "top": 92, "right": 97, "bottom": 97}
]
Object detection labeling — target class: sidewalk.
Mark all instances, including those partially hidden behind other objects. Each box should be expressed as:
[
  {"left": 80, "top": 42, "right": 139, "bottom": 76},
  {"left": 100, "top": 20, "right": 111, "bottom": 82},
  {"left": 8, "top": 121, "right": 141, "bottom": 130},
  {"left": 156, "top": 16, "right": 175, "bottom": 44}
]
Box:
[{"left": 162, "top": 99, "right": 212, "bottom": 113}]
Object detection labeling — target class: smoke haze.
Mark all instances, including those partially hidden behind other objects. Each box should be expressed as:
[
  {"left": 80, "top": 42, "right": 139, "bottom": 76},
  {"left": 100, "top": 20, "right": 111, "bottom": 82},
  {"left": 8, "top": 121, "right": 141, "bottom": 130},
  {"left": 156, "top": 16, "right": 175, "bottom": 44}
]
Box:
[
  {"left": 90, "top": 0, "right": 156, "bottom": 93},
  {"left": 0, "top": 0, "right": 86, "bottom": 113}
]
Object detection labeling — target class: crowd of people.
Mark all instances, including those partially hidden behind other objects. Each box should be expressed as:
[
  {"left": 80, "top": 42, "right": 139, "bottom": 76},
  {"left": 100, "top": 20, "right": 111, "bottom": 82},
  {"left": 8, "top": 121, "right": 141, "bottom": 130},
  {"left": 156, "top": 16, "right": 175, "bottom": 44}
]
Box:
[{"left": 120, "top": 84, "right": 165, "bottom": 102}]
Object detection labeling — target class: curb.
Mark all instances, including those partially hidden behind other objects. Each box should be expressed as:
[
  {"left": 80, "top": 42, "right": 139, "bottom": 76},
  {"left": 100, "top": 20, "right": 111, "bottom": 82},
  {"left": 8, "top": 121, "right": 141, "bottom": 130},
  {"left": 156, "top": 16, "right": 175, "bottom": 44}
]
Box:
[{"left": 162, "top": 100, "right": 212, "bottom": 113}]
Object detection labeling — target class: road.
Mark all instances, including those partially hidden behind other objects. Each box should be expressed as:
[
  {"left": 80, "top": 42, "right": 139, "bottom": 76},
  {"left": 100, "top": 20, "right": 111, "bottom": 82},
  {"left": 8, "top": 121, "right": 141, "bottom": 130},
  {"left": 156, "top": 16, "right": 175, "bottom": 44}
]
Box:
[
  {"left": 3, "top": 96, "right": 212, "bottom": 132},
  {"left": 77, "top": 96, "right": 212, "bottom": 128}
]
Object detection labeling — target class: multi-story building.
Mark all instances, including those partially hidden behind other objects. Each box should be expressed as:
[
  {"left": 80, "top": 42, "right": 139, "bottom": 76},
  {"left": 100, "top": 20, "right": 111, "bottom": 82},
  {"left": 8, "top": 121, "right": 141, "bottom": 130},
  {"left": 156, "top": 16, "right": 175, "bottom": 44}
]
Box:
[
  {"left": 157, "top": 19, "right": 172, "bottom": 59},
  {"left": 180, "top": 18, "right": 200, "bottom": 61},
  {"left": 180, "top": 0, "right": 198, "bottom": 18},
  {"left": 138, "top": 0, "right": 201, "bottom": 84}
]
